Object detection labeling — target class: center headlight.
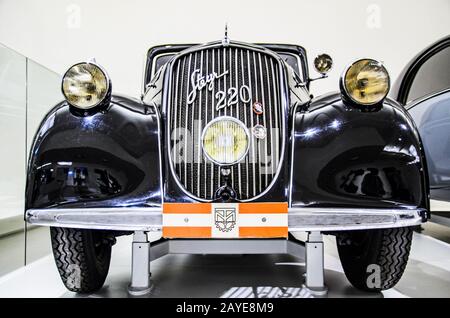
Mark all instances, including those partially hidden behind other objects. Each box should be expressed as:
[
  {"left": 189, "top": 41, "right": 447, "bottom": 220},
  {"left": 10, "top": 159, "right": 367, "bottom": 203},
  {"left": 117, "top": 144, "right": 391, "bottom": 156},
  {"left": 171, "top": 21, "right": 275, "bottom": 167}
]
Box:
[
  {"left": 202, "top": 117, "right": 249, "bottom": 165},
  {"left": 62, "top": 62, "right": 110, "bottom": 109},
  {"left": 341, "top": 58, "right": 390, "bottom": 106}
]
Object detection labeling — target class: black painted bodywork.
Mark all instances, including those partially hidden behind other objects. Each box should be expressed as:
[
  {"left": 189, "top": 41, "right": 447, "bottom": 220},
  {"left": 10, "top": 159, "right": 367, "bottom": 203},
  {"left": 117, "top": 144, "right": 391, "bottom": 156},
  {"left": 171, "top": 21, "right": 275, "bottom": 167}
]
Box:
[
  {"left": 25, "top": 95, "right": 161, "bottom": 209},
  {"left": 291, "top": 93, "right": 428, "bottom": 210},
  {"left": 26, "top": 42, "right": 429, "bottom": 216}
]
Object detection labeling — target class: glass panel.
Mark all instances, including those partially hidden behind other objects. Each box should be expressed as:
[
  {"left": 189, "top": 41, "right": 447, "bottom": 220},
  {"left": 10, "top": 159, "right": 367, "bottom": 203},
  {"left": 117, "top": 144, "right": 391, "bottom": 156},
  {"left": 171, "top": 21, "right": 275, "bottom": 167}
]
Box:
[
  {"left": 25, "top": 60, "right": 62, "bottom": 264},
  {"left": 409, "top": 91, "right": 450, "bottom": 188},
  {"left": 407, "top": 46, "right": 450, "bottom": 103},
  {"left": 0, "top": 43, "right": 60, "bottom": 275},
  {"left": 0, "top": 44, "right": 26, "bottom": 276},
  {"left": 26, "top": 60, "right": 62, "bottom": 153}
]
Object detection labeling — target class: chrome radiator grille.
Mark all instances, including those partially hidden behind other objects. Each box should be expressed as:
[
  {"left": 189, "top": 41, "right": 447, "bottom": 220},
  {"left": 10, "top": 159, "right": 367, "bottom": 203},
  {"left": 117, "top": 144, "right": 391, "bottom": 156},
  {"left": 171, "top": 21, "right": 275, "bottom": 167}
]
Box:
[{"left": 168, "top": 45, "right": 284, "bottom": 200}]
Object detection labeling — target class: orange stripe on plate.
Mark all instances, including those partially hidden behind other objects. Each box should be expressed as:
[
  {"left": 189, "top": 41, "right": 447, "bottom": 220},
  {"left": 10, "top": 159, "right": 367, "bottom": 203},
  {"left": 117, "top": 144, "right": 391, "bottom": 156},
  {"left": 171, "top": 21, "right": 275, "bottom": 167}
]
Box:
[
  {"left": 163, "top": 226, "right": 211, "bottom": 238},
  {"left": 163, "top": 203, "right": 212, "bottom": 214},
  {"left": 239, "top": 202, "right": 288, "bottom": 214},
  {"left": 239, "top": 226, "right": 288, "bottom": 238}
]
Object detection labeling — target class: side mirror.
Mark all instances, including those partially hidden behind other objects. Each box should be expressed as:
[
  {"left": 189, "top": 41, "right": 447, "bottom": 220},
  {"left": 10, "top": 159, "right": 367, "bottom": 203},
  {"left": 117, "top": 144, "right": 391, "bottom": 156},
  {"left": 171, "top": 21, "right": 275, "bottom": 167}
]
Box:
[{"left": 314, "top": 53, "right": 333, "bottom": 75}]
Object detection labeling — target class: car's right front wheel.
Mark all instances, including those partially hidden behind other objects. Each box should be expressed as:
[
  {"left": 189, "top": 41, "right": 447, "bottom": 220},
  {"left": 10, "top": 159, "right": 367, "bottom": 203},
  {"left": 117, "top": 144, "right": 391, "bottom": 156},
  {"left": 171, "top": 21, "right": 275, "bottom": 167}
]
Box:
[
  {"left": 50, "top": 227, "right": 115, "bottom": 293},
  {"left": 336, "top": 227, "right": 413, "bottom": 292}
]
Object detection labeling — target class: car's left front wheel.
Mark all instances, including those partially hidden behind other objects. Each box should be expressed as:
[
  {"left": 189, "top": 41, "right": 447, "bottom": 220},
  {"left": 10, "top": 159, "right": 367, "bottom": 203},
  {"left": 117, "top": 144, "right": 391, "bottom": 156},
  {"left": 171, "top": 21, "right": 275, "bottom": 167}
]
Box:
[
  {"left": 336, "top": 227, "right": 413, "bottom": 292},
  {"left": 50, "top": 227, "right": 115, "bottom": 293}
]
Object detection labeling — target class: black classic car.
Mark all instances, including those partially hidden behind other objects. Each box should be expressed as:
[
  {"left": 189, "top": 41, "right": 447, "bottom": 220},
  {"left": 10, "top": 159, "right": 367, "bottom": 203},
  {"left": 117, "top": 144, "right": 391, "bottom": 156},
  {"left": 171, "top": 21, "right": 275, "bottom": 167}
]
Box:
[
  {"left": 25, "top": 32, "right": 429, "bottom": 295},
  {"left": 392, "top": 35, "right": 450, "bottom": 228}
]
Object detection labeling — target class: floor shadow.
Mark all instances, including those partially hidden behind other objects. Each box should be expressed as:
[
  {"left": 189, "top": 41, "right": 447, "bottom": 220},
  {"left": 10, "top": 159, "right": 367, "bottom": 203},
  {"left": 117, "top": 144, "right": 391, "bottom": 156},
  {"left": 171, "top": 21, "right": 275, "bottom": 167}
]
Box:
[{"left": 69, "top": 254, "right": 383, "bottom": 298}]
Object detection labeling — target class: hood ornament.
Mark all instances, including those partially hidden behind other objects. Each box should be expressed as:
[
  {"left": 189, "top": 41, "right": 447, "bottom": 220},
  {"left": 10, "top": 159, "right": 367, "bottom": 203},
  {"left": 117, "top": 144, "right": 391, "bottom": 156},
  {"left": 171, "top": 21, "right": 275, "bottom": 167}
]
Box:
[{"left": 222, "top": 23, "right": 230, "bottom": 46}]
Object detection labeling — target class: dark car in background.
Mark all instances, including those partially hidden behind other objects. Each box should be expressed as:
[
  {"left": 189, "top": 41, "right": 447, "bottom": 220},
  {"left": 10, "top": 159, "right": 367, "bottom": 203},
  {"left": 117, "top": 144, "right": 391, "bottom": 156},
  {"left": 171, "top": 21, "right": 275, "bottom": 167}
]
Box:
[{"left": 392, "top": 35, "right": 450, "bottom": 227}]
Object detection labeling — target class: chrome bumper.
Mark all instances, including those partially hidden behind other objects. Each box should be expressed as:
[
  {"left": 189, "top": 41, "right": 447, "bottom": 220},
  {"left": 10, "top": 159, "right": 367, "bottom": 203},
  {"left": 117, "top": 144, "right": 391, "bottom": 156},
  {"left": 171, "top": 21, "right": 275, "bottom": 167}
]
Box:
[
  {"left": 287, "top": 207, "right": 424, "bottom": 231},
  {"left": 26, "top": 206, "right": 425, "bottom": 232}
]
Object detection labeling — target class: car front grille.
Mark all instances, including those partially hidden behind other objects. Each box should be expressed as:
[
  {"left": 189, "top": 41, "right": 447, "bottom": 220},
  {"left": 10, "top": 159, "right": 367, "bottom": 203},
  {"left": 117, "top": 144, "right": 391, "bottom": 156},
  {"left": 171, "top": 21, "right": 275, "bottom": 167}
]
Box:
[{"left": 167, "top": 44, "right": 285, "bottom": 201}]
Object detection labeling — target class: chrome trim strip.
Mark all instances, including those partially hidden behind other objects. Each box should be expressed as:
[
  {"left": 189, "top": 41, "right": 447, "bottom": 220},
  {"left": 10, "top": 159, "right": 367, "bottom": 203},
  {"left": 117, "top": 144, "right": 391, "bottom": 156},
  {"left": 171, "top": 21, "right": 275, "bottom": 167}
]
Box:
[
  {"left": 184, "top": 54, "right": 193, "bottom": 187},
  {"left": 234, "top": 47, "right": 242, "bottom": 196},
  {"left": 26, "top": 208, "right": 162, "bottom": 231},
  {"left": 288, "top": 207, "right": 424, "bottom": 231},
  {"left": 288, "top": 101, "right": 300, "bottom": 207},
  {"left": 222, "top": 47, "right": 227, "bottom": 186},
  {"left": 178, "top": 56, "right": 187, "bottom": 184},
  {"left": 190, "top": 52, "right": 197, "bottom": 193},
  {"left": 241, "top": 49, "right": 249, "bottom": 198},
  {"left": 204, "top": 50, "right": 210, "bottom": 197},
  {"left": 265, "top": 56, "right": 275, "bottom": 179},
  {"left": 270, "top": 59, "right": 280, "bottom": 180},
  {"left": 252, "top": 51, "right": 262, "bottom": 192},
  {"left": 26, "top": 207, "right": 424, "bottom": 232},
  {"left": 173, "top": 60, "right": 180, "bottom": 185},
  {"left": 258, "top": 52, "right": 269, "bottom": 188},
  {"left": 247, "top": 50, "right": 256, "bottom": 197},
  {"left": 211, "top": 49, "right": 216, "bottom": 197},
  {"left": 197, "top": 50, "right": 204, "bottom": 197},
  {"left": 153, "top": 104, "right": 164, "bottom": 204},
  {"left": 165, "top": 41, "right": 288, "bottom": 202},
  {"left": 227, "top": 48, "right": 234, "bottom": 186},
  {"left": 140, "top": 51, "right": 148, "bottom": 99}
]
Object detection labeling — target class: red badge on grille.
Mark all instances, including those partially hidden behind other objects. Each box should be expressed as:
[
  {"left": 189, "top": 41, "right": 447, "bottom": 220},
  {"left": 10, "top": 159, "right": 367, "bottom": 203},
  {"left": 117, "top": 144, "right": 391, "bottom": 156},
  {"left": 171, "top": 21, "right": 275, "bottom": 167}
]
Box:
[{"left": 253, "top": 102, "right": 264, "bottom": 115}]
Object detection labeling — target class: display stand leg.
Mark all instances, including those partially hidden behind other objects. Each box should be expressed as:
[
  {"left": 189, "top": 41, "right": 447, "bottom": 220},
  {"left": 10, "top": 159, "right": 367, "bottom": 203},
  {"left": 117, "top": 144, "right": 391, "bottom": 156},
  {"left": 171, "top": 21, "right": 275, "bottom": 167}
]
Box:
[
  {"left": 302, "top": 231, "right": 328, "bottom": 296},
  {"left": 128, "top": 231, "right": 152, "bottom": 296}
]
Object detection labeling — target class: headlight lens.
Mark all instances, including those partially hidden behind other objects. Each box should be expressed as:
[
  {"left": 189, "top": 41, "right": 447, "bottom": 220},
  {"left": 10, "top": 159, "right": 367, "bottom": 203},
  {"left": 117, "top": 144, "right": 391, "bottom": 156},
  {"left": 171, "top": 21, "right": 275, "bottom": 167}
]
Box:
[
  {"left": 342, "top": 59, "right": 390, "bottom": 105},
  {"left": 202, "top": 117, "right": 249, "bottom": 165},
  {"left": 62, "top": 63, "right": 109, "bottom": 109}
]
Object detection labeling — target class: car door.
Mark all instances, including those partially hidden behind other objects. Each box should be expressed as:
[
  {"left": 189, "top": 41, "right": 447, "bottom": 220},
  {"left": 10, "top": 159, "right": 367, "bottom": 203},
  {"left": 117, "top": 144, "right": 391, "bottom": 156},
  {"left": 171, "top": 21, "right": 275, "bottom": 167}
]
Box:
[{"left": 397, "top": 36, "right": 450, "bottom": 223}]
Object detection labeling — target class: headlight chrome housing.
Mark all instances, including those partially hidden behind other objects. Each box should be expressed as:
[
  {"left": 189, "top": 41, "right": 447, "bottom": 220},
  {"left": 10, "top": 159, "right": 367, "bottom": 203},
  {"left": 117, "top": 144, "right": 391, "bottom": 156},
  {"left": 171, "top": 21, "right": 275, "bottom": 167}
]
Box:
[
  {"left": 341, "top": 58, "right": 390, "bottom": 106},
  {"left": 62, "top": 62, "right": 110, "bottom": 109},
  {"left": 202, "top": 117, "right": 250, "bottom": 166}
]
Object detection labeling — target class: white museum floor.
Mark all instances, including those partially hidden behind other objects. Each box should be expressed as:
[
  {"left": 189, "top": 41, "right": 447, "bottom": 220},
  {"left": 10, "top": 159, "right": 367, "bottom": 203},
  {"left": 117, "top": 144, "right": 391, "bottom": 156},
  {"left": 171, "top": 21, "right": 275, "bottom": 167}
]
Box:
[{"left": 0, "top": 224, "right": 449, "bottom": 298}]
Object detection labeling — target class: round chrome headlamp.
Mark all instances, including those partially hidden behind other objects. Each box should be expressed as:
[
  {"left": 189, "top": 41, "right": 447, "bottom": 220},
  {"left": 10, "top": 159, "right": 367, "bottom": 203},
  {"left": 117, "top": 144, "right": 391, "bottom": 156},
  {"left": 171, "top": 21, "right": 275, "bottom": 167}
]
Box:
[
  {"left": 62, "top": 62, "right": 110, "bottom": 109},
  {"left": 202, "top": 117, "right": 249, "bottom": 165},
  {"left": 341, "top": 58, "right": 390, "bottom": 106}
]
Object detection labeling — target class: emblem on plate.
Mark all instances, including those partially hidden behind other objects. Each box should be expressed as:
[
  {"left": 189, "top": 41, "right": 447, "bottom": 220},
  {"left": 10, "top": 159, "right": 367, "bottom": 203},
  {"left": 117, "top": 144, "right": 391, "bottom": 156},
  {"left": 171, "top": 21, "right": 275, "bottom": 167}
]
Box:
[
  {"left": 253, "top": 102, "right": 264, "bottom": 115},
  {"left": 252, "top": 124, "right": 267, "bottom": 140},
  {"left": 214, "top": 207, "right": 236, "bottom": 232}
]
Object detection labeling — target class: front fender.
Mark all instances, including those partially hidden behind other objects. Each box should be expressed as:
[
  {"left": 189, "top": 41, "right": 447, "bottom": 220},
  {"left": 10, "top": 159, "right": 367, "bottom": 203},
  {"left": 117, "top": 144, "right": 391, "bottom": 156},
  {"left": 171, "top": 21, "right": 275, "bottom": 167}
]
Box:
[
  {"left": 290, "top": 92, "right": 429, "bottom": 210},
  {"left": 25, "top": 95, "right": 162, "bottom": 210}
]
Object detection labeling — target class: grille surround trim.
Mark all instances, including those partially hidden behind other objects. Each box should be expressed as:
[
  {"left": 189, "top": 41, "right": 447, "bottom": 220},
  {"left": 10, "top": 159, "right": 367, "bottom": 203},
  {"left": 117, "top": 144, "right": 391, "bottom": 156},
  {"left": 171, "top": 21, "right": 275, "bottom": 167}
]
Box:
[{"left": 164, "top": 41, "right": 288, "bottom": 202}]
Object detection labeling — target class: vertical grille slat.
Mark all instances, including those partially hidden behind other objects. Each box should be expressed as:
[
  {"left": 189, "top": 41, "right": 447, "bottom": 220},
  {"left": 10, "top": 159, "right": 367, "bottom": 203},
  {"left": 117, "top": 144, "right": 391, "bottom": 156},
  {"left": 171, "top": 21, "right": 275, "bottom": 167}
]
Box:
[
  {"left": 247, "top": 50, "right": 257, "bottom": 197},
  {"left": 169, "top": 45, "right": 283, "bottom": 201},
  {"left": 258, "top": 53, "right": 269, "bottom": 188},
  {"left": 234, "top": 48, "right": 242, "bottom": 197},
  {"left": 210, "top": 49, "right": 215, "bottom": 198},
  {"left": 252, "top": 51, "right": 262, "bottom": 193},
  {"left": 184, "top": 54, "right": 193, "bottom": 187},
  {"left": 265, "top": 56, "right": 275, "bottom": 178}
]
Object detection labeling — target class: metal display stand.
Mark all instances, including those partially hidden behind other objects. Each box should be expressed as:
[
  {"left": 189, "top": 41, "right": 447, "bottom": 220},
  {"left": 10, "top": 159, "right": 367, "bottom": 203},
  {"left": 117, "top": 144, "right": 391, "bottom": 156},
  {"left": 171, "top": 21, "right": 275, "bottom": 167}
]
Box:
[
  {"left": 127, "top": 231, "right": 153, "bottom": 296},
  {"left": 302, "top": 231, "right": 328, "bottom": 296},
  {"left": 127, "top": 231, "right": 327, "bottom": 296}
]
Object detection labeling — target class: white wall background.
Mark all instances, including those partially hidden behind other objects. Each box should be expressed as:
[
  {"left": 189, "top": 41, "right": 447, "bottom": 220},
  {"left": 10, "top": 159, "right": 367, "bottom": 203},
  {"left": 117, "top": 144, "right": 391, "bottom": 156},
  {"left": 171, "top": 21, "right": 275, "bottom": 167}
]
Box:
[{"left": 0, "top": 0, "right": 449, "bottom": 98}]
